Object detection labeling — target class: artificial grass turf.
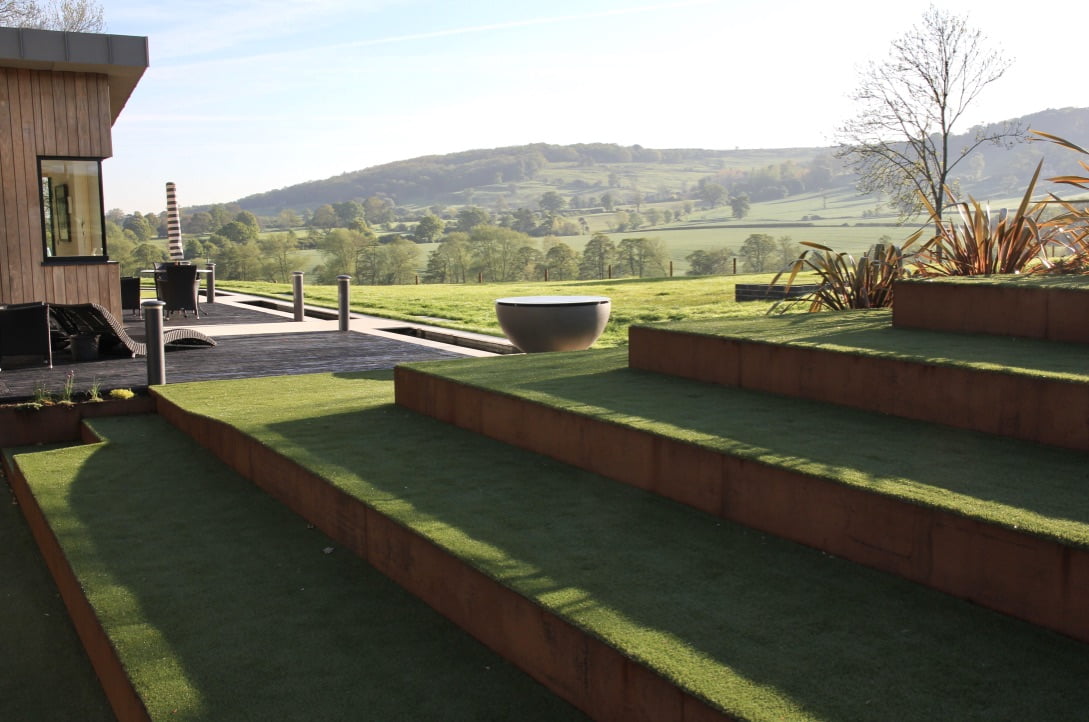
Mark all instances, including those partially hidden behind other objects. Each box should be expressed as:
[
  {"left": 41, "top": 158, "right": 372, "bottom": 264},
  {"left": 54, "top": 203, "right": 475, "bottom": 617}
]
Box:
[
  {"left": 10, "top": 415, "right": 587, "bottom": 721},
  {"left": 0, "top": 465, "right": 114, "bottom": 721},
  {"left": 402, "top": 348, "right": 1089, "bottom": 549},
  {"left": 647, "top": 308, "right": 1089, "bottom": 383},
  {"left": 151, "top": 371, "right": 1089, "bottom": 721}
]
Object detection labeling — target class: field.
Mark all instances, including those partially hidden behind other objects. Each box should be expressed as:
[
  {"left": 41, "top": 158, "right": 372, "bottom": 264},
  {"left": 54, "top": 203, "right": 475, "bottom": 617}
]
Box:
[
  {"left": 219, "top": 272, "right": 806, "bottom": 348},
  {"left": 193, "top": 182, "right": 1032, "bottom": 278}
]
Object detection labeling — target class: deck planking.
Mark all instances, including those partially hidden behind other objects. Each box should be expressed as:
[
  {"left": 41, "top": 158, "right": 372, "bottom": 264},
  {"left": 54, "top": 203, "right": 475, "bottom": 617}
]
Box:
[{"left": 0, "top": 298, "right": 471, "bottom": 401}]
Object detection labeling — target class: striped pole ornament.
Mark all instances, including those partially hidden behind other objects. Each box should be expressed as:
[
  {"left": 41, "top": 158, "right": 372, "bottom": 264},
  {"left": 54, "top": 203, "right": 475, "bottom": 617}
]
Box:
[{"left": 166, "top": 181, "right": 183, "bottom": 261}]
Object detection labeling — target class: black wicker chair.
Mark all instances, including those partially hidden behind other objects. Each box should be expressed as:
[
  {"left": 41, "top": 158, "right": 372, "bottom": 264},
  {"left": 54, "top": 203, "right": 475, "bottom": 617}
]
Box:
[
  {"left": 121, "top": 276, "right": 142, "bottom": 317},
  {"left": 0, "top": 301, "right": 53, "bottom": 371},
  {"left": 155, "top": 263, "right": 201, "bottom": 318}
]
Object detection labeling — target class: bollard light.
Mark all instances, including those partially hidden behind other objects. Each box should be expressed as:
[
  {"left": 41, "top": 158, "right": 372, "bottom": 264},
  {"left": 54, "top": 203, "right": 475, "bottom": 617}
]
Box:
[
  {"left": 142, "top": 300, "right": 166, "bottom": 385},
  {"left": 205, "top": 262, "right": 216, "bottom": 304},
  {"left": 337, "top": 275, "right": 351, "bottom": 332},
  {"left": 292, "top": 271, "right": 305, "bottom": 322}
]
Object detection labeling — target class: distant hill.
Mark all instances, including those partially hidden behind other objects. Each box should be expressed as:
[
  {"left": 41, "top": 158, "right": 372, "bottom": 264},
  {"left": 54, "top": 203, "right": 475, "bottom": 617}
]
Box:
[{"left": 233, "top": 107, "right": 1089, "bottom": 216}]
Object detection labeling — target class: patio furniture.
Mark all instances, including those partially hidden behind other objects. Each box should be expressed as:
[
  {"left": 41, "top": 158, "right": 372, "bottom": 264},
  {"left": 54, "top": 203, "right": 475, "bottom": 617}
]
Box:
[
  {"left": 120, "top": 276, "right": 142, "bottom": 317},
  {"left": 494, "top": 296, "right": 611, "bottom": 353},
  {"left": 155, "top": 263, "right": 201, "bottom": 318},
  {"left": 0, "top": 301, "right": 53, "bottom": 371},
  {"left": 48, "top": 302, "right": 216, "bottom": 358}
]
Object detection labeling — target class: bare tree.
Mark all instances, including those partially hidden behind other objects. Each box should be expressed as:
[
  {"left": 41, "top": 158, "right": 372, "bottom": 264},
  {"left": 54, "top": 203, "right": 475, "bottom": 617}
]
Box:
[
  {"left": 0, "top": 0, "right": 44, "bottom": 26},
  {"left": 835, "top": 5, "right": 1022, "bottom": 225},
  {"left": 0, "top": 0, "right": 104, "bottom": 31}
]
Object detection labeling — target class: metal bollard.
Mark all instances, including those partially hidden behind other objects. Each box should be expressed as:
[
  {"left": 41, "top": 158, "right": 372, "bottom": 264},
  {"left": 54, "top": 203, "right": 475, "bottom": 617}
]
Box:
[
  {"left": 337, "top": 275, "right": 351, "bottom": 332},
  {"left": 205, "top": 262, "right": 216, "bottom": 304},
  {"left": 142, "top": 300, "right": 166, "bottom": 385},
  {"left": 292, "top": 271, "right": 305, "bottom": 322}
]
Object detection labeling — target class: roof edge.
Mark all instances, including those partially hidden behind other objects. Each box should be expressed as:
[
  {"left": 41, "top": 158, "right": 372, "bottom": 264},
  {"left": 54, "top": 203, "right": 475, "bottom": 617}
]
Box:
[{"left": 0, "top": 26, "right": 149, "bottom": 123}]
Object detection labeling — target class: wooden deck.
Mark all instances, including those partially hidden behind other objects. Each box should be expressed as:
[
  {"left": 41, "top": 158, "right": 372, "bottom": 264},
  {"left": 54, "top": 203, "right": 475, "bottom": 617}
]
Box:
[{"left": 0, "top": 294, "right": 490, "bottom": 402}]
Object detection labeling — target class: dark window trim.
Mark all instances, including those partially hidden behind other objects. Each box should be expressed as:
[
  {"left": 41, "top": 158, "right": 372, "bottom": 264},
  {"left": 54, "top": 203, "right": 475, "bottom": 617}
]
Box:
[{"left": 38, "top": 155, "right": 109, "bottom": 264}]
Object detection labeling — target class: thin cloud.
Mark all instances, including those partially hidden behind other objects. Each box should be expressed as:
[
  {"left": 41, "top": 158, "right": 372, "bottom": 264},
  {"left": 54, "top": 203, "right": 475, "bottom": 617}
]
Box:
[{"left": 157, "top": 0, "right": 711, "bottom": 70}]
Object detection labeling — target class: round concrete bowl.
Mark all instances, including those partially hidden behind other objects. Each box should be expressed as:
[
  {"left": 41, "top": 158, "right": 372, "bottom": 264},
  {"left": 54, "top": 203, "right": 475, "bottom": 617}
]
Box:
[{"left": 495, "top": 296, "right": 611, "bottom": 353}]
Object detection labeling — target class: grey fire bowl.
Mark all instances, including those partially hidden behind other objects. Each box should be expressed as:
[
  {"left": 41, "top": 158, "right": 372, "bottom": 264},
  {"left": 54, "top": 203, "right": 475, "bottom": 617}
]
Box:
[{"left": 495, "top": 296, "right": 611, "bottom": 353}]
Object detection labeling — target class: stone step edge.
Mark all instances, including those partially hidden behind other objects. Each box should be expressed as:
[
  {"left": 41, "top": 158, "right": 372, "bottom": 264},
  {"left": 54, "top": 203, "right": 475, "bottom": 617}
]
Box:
[
  {"left": 393, "top": 365, "right": 1089, "bottom": 645},
  {"left": 627, "top": 325, "right": 1089, "bottom": 453},
  {"left": 150, "top": 390, "right": 728, "bottom": 722}
]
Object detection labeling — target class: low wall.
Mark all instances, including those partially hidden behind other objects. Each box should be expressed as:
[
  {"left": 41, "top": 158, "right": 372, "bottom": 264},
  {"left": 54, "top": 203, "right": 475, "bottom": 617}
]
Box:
[{"left": 394, "top": 365, "right": 1089, "bottom": 645}]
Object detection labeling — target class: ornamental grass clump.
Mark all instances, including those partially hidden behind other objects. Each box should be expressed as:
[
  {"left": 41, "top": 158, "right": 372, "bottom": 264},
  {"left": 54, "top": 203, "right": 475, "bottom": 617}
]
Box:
[
  {"left": 1031, "top": 130, "right": 1089, "bottom": 271},
  {"left": 913, "top": 160, "right": 1053, "bottom": 276},
  {"left": 770, "top": 240, "right": 914, "bottom": 312}
]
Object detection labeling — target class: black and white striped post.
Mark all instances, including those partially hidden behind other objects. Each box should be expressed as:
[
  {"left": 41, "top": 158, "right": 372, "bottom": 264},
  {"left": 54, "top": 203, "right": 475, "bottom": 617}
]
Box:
[{"left": 166, "top": 182, "right": 183, "bottom": 261}]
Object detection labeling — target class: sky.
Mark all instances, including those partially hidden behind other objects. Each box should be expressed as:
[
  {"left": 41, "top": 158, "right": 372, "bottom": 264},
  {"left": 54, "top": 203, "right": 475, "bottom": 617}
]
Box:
[{"left": 97, "top": 0, "right": 1089, "bottom": 214}]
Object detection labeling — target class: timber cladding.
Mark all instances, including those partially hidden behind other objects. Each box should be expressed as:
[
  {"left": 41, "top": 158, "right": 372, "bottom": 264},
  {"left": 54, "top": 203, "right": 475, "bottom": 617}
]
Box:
[{"left": 0, "top": 67, "right": 121, "bottom": 318}]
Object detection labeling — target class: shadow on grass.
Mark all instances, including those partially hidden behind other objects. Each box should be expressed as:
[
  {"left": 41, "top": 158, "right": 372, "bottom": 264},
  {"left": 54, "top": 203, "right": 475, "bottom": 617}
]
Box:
[
  {"left": 53, "top": 420, "right": 586, "bottom": 721},
  {"left": 0, "top": 478, "right": 113, "bottom": 720},
  {"left": 256, "top": 399, "right": 1089, "bottom": 720}
]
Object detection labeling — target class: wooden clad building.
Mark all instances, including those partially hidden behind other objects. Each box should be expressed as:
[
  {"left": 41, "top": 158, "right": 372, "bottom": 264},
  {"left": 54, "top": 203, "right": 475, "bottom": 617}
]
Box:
[{"left": 0, "top": 27, "right": 148, "bottom": 318}]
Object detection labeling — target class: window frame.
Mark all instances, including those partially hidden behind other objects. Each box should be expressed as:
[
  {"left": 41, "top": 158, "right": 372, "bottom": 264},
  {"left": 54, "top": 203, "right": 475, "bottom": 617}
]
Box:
[{"left": 38, "top": 156, "right": 109, "bottom": 264}]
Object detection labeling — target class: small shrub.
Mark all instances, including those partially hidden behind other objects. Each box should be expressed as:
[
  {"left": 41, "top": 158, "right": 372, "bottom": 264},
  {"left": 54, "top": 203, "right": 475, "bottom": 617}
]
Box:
[
  {"left": 32, "top": 380, "right": 53, "bottom": 406},
  {"left": 61, "top": 371, "right": 76, "bottom": 404},
  {"left": 770, "top": 241, "right": 914, "bottom": 312},
  {"left": 108, "top": 388, "right": 136, "bottom": 401}
]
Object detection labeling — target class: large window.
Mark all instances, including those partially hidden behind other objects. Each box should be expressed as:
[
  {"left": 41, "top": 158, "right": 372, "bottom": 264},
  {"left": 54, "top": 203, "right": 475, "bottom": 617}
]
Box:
[{"left": 39, "top": 158, "right": 107, "bottom": 261}]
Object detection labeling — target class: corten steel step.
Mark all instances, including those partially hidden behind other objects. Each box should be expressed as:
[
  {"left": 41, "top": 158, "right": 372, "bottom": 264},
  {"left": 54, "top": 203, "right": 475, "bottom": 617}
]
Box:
[
  {"left": 394, "top": 352, "right": 1089, "bottom": 645},
  {"left": 627, "top": 310, "right": 1089, "bottom": 453},
  {"left": 893, "top": 276, "right": 1089, "bottom": 343}
]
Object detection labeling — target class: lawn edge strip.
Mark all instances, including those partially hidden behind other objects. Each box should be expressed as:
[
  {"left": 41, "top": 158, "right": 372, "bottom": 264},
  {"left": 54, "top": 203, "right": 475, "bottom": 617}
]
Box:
[
  {"left": 150, "top": 388, "right": 732, "bottom": 722},
  {"left": 2, "top": 439, "right": 151, "bottom": 722},
  {"left": 393, "top": 364, "right": 1089, "bottom": 645},
  {"left": 628, "top": 324, "right": 1089, "bottom": 452}
]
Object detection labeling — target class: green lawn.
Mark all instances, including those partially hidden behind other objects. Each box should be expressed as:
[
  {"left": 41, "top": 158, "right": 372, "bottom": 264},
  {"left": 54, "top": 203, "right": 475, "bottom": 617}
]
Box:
[{"left": 220, "top": 273, "right": 801, "bottom": 347}]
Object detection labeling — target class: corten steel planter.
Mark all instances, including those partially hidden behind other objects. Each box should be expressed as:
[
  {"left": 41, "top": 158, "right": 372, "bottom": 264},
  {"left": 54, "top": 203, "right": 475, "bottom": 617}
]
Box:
[
  {"left": 0, "top": 396, "right": 156, "bottom": 447},
  {"left": 495, "top": 296, "right": 611, "bottom": 353}
]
